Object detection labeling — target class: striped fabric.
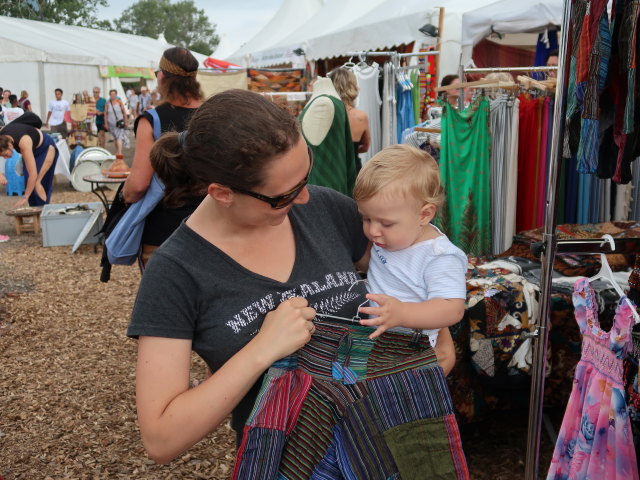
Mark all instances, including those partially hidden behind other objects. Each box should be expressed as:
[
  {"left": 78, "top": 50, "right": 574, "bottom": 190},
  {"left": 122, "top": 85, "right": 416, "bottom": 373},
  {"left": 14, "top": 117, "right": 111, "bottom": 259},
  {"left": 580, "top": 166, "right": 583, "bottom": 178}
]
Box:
[{"left": 233, "top": 324, "right": 469, "bottom": 480}]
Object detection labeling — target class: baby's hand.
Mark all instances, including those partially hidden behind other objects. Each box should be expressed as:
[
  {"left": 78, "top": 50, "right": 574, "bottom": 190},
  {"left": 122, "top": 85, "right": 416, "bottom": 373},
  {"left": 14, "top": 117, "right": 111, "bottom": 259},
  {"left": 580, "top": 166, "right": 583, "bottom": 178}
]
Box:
[{"left": 358, "top": 293, "right": 404, "bottom": 339}]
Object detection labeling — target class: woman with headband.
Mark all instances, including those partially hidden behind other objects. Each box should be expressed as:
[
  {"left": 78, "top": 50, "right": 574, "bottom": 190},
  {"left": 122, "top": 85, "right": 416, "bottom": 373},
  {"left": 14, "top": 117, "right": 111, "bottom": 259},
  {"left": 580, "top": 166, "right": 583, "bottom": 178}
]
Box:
[{"left": 122, "top": 46, "right": 204, "bottom": 266}]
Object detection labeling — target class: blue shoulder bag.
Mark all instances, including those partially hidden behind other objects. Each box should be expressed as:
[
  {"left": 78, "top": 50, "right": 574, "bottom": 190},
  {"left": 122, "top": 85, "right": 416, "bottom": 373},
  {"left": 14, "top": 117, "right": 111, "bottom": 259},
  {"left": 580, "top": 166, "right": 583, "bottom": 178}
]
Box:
[{"left": 105, "top": 109, "right": 164, "bottom": 265}]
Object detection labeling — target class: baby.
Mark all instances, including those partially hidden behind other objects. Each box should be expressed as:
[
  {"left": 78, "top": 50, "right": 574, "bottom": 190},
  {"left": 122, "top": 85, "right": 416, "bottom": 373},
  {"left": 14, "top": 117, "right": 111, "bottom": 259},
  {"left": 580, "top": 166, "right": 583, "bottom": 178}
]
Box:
[{"left": 354, "top": 144, "right": 468, "bottom": 374}]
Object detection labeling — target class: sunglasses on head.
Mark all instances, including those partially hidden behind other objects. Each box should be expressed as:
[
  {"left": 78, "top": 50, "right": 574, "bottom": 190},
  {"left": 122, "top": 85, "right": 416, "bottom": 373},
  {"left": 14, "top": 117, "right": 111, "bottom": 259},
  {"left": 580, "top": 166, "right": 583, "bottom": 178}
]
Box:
[{"left": 232, "top": 147, "right": 314, "bottom": 209}]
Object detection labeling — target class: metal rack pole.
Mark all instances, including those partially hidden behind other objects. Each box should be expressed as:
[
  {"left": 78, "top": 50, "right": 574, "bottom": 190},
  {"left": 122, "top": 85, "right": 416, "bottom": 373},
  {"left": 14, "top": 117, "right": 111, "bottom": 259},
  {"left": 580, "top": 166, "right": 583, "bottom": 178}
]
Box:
[
  {"left": 344, "top": 51, "right": 397, "bottom": 57},
  {"left": 398, "top": 51, "right": 440, "bottom": 58},
  {"left": 464, "top": 66, "right": 559, "bottom": 74},
  {"left": 523, "top": 0, "right": 573, "bottom": 478}
]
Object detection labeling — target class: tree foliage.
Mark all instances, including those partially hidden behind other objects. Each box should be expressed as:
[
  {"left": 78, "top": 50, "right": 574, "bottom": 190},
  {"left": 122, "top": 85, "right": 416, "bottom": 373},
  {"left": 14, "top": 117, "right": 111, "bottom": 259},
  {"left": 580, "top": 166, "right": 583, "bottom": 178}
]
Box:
[
  {"left": 0, "top": 0, "right": 111, "bottom": 28},
  {"left": 113, "top": 0, "right": 219, "bottom": 54}
]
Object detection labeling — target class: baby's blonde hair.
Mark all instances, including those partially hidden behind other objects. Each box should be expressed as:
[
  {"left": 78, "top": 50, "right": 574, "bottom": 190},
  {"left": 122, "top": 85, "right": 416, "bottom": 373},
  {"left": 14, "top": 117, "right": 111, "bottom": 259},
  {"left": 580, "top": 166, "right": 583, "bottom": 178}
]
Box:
[{"left": 353, "top": 144, "right": 444, "bottom": 208}]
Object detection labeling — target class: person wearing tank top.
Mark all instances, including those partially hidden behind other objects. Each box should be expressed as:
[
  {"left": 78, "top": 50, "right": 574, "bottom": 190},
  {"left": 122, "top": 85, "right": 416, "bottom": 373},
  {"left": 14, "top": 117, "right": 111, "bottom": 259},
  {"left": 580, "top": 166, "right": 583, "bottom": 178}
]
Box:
[
  {"left": 122, "top": 47, "right": 204, "bottom": 267},
  {"left": 0, "top": 121, "right": 59, "bottom": 207}
]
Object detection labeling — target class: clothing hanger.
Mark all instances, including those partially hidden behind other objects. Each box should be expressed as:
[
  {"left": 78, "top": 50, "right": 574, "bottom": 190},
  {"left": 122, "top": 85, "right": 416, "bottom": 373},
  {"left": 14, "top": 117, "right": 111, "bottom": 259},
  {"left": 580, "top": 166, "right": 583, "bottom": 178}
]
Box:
[
  {"left": 434, "top": 78, "right": 496, "bottom": 93},
  {"left": 343, "top": 56, "right": 356, "bottom": 69},
  {"left": 517, "top": 75, "right": 549, "bottom": 92},
  {"left": 414, "top": 127, "right": 441, "bottom": 133},
  {"left": 588, "top": 234, "right": 640, "bottom": 324},
  {"left": 313, "top": 280, "right": 372, "bottom": 327},
  {"left": 356, "top": 53, "right": 369, "bottom": 69}
]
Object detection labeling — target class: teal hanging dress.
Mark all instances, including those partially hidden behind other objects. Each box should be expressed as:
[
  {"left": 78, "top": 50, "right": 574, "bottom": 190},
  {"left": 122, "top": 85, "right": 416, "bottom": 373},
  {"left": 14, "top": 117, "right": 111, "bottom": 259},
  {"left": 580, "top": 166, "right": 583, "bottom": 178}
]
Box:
[
  {"left": 299, "top": 95, "right": 356, "bottom": 197},
  {"left": 436, "top": 97, "right": 491, "bottom": 256}
]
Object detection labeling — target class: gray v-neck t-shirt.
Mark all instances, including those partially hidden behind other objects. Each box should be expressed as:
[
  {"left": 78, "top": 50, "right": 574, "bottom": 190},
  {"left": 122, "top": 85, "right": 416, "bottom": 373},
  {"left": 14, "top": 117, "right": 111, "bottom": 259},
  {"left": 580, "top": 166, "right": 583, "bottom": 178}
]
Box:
[{"left": 128, "top": 185, "right": 369, "bottom": 435}]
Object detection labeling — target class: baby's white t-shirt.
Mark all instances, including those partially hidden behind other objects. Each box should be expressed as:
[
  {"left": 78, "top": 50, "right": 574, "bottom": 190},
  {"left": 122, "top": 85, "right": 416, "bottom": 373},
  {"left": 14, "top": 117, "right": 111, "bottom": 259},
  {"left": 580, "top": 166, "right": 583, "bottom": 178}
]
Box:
[{"left": 366, "top": 227, "right": 467, "bottom": 347}]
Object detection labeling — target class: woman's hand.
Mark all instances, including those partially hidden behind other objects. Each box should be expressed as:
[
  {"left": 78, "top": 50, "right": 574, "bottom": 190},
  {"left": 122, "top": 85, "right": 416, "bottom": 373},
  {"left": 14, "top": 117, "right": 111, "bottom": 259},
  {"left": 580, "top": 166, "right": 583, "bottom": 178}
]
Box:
[
  {"left": 0, "top": 173, "right": 7, "bottom": 186},
  {"left": 253, "top": 297, "right": 316, "bottom": 362},
  {"left": 13, "top": 196, "right": 28, "bottom": 208}
]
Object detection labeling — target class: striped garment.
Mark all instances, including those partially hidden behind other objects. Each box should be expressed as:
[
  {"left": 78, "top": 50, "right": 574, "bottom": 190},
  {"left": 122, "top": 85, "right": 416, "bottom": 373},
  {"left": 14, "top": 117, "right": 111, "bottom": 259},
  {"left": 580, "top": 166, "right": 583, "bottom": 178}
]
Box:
[{"left": 233, "top": 323, "right": 469, "bottom": 480}]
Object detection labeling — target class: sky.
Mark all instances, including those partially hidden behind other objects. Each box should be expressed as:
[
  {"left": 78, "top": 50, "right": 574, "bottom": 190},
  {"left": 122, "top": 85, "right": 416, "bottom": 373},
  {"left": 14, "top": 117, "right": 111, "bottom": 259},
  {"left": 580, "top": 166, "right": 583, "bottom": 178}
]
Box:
[{"left": 96, "top": 0, "right": 282, "bottom": 57}]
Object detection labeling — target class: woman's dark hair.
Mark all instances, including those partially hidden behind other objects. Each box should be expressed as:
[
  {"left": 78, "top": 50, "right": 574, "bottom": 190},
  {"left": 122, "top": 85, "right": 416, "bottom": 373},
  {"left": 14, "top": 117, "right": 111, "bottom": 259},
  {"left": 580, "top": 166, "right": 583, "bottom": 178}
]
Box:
[
  {"left": 151, "top": 89, "right": 301, "bottom": 207},
  {"left": 158, "top": 47, "right": 204, "bottom": 105},
  {"left": 441, "top": 74, "right": 459, "bottom": 87}
]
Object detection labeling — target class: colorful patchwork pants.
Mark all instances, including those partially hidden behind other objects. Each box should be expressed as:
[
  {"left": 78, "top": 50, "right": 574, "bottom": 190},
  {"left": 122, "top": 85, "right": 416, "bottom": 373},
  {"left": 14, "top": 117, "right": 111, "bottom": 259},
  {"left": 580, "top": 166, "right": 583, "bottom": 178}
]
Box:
[{"left": 233, "top": 323, "right": 469, "bottom": 480}]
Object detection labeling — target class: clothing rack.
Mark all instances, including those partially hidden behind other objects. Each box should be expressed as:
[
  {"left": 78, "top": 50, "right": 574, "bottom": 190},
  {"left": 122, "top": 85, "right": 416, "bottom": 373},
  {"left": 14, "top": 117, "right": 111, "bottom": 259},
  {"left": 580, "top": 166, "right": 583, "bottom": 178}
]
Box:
[
  {"left": 342, "top": 50, "right": 441, "bottom": 148},
  {"left": 523, "top": 0, "right": 595, "bottom": 478}
]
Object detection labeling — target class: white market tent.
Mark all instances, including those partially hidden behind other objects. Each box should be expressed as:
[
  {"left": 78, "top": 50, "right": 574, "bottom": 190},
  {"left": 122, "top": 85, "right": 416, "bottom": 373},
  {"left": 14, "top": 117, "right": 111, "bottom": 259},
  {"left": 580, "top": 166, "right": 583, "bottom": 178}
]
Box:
[
  {"left": 460, "top": 0, "right": 563, "bottom": 65},
  {"left": 237, "top": 0, "right": 388, "bottom": 68},
  {"left": 226, "top": 0, "right": 324, "bottom": 67},
  {"left": 0, "top": 15, "right": 208, "bottom": 119},
  {"left": 228, "top": 0, "right": 563, "bottom": 80}
]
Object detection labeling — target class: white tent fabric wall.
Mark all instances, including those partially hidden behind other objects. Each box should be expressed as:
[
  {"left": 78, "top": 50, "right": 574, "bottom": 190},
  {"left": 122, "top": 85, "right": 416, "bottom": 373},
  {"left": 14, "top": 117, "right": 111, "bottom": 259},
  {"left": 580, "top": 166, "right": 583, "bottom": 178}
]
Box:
[{"left": 226, "top": 0, "right": 324, "bottom": 67}]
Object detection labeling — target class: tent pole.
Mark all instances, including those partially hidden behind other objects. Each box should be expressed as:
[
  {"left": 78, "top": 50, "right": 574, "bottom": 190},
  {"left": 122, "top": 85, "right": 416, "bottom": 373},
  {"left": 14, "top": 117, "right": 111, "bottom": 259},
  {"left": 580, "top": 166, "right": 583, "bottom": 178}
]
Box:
[
  {"left": 38, "top": 61, "right": 47, "bottom": 120},
  {"left": 457, "top": 64, "right": 464, "bottom": 110},
  {"left": 436, "top": 6, "right": 445, "bottom": 83},
  {"left": 523, "top": 0, "right": 573, "bottom": 478}
]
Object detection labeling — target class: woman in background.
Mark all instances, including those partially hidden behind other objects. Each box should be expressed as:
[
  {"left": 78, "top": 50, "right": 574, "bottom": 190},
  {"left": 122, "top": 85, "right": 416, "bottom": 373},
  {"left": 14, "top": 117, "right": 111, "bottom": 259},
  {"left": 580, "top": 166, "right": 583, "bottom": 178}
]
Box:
[
  {"left": 105, "top": 89, "right": 129, "bottom": 157},
  {"left": 122, "top": 47, "right": 204, "bottom": 266},
  {"left": 328, "top": 67, "right": 370, "bottom": 171},
  {"left": 18, "top": 91, "right": 32, "bottom": 112}
]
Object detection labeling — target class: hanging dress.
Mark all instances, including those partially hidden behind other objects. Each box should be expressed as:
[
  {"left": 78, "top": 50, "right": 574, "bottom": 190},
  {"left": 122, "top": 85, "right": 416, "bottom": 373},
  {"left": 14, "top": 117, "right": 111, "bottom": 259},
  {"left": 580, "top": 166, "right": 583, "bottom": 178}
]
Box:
[
  {"left": 354, "top": 63, "right": 382, "bottom": 164},
  {"left": 547, "top": 277, "right": 639, "bottom": 480},
  {"left": 437, "top": 97, "right": 491, "bottom": 256}
]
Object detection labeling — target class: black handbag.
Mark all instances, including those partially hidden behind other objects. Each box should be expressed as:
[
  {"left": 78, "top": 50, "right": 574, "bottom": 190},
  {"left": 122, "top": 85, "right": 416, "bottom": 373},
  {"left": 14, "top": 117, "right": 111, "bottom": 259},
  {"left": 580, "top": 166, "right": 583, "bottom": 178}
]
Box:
[
  {"left": 110, "top": 100, "right": 126, "bottom": 129},
  {"left": 99, "top": 183, "right": 130, "bottom": 282}
]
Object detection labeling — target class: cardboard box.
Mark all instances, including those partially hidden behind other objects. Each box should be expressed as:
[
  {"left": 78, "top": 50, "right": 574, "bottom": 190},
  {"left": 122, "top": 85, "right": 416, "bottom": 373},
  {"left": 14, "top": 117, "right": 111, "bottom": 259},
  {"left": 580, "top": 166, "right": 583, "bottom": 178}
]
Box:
[{"left": 41, "top": 202, "right": 103, "bottom": 247}]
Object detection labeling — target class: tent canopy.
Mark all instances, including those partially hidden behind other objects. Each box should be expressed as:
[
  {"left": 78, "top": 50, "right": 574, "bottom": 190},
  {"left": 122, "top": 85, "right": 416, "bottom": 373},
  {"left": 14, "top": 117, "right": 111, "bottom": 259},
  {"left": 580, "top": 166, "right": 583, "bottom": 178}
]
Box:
[
  {"left": 228, "top": 0, "right": 563, "bottom": 77},
  {"left": 0, "top": 15, "right": 207, "bottom": 119},
  {"left": 0, "top": 15, "right": 208, "bottom": 68},
  {"left": 460, "top": 0, "right": 563, "bottom": 64},
  {"left": 226, "top": 0, "right": 324, "bottom": 67},
  {"left": 248, "top": 0, "right": 387, "bottom": 67}
]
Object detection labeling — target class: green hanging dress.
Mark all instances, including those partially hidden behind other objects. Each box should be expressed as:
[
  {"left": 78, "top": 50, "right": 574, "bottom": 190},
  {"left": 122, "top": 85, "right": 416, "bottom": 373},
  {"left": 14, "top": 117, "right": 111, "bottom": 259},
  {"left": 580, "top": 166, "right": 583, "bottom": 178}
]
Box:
[
  {"left": 436, "top": 97, "right": 492, "bottom": 256},
  {"left": 299, "top": 94, "right": 356, "bottom": 197}
]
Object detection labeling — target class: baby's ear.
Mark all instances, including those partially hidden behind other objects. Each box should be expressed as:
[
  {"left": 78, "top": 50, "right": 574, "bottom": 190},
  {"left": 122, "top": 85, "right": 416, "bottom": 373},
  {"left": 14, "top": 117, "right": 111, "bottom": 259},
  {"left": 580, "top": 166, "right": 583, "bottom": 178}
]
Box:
[{"left": 420, "top": 203, "right": 437, "bottom": 224}]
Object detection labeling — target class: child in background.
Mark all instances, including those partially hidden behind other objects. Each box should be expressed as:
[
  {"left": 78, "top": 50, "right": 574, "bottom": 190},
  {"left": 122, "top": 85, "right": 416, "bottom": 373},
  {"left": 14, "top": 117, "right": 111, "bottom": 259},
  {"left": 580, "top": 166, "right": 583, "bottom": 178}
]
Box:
[{"left": 354, "top": 144, "right": 468, "bottom": 374}]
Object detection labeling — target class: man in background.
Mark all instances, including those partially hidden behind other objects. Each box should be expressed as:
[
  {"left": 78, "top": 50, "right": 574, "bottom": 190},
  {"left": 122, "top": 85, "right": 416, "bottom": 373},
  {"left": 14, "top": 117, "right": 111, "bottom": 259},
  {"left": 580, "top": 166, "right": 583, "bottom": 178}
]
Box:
[
  {"left": 45, "top": 88, "right": 70, "bottom": 138},
  {"left": 93, "top": 87, "right": 107, "bottom": 148},
  {"left": 138, "top": 86, "right": 152, "bottom": 115},
  {"left": 3, "top": 95, "right": 24, "bottom": 124},
  {"left": 127, "top": 88, "right": 139, "bottom": 124},
  {"left": 546, "top": 49, "right": 559, "bottom": 78}
]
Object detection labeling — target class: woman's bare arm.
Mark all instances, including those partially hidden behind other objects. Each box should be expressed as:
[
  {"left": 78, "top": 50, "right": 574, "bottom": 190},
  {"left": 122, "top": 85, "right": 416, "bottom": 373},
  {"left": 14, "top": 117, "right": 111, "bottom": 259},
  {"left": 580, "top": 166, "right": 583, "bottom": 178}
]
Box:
[
  {"left": 123, "top": 117, "right": 155, "bottom": 203},
  {"left": 135, "top": 297, "right": 316, "bottom": 464}
]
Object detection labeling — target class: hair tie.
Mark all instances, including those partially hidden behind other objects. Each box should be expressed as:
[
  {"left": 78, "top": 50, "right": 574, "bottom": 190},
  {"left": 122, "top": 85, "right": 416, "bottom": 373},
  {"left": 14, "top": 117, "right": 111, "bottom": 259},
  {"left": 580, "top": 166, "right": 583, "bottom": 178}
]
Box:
[{"left": 178, "top": 130, "right": 187, "bottom": 147}]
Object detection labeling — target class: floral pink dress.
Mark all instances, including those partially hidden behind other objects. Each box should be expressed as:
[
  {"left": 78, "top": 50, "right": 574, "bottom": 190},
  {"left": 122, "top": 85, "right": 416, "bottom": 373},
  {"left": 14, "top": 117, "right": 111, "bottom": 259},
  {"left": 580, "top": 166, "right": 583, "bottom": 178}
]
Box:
[{"left": 547, "top": 278, "right": 638, "bottom": 480}]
